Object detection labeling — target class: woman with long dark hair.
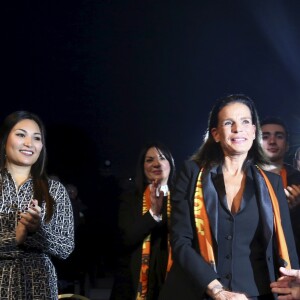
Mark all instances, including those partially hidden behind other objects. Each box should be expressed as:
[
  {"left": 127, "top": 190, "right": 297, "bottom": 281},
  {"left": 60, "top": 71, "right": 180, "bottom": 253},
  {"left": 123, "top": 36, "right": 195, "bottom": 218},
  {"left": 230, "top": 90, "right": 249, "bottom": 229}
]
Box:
[
  {"left": 0, "top": 111, "right": 74, "bottom": 299},
  {"left": 110, "top": 141, "right": 175, "bottom": 300},
  {"left": 159, "top": 94, "right": 298, "bottom": 300}
]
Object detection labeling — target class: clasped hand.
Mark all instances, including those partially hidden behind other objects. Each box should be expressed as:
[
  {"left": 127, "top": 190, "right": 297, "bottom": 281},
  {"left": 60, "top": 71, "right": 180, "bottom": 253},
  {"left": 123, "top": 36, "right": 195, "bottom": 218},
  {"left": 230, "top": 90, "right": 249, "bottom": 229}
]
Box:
[
  {"left": 16, "top": 199, "right": 41, "bottom": 245},
  {"left": 285, "top": 184, "right": 300, "bottom": 208},
  {"left": 150, "top": 180, "right": 163, "bottom": 216},
  {"left": 270, "top": 267, "right": 300, "bottom": 300}
]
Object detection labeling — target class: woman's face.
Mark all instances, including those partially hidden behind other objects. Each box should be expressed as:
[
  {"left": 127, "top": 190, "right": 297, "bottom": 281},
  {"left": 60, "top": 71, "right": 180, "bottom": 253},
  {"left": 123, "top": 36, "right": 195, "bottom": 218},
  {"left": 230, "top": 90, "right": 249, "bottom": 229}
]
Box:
[
  {"left": 5, "top": 119, "right": 43, "bottom": 168},
  {"left": 144, "top": 147, "right": 171, "bottom": 185},
  {"left": 211, "top": 102, "right": 256, "bottom": 157}
]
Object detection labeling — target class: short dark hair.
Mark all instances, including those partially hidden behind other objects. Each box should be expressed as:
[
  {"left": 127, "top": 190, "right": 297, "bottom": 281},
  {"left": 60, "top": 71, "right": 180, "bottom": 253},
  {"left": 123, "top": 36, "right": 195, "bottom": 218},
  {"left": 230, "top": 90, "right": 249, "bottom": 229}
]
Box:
[{"left": 260, "top": 116, "right": 289, "bottom": 142}]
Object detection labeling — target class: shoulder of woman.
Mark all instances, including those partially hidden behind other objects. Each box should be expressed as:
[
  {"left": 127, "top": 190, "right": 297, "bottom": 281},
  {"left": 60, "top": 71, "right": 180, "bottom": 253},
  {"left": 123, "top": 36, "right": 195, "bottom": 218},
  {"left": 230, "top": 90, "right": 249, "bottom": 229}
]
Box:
[
  {"left": 254, "top": 167, "right": 283, "bottom": 191},
  {"left": 175, "top": 160, "right": 201, "bottom": 184},
  {"left": 182, "top": 159, "right": 200, "bottom": 171},
  {"left": 258, "top": 168, "right": 281, "bottom": 182},
  {"left": 48, "top": 178, "right": 65, "bottom": 191}
]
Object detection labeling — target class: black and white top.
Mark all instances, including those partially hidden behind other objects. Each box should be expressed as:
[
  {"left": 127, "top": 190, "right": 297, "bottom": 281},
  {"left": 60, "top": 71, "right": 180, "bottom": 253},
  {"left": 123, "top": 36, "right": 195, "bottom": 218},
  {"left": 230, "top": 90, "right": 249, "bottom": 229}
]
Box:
[{"left": 0, "top": 170, "right": 75, "bottom": 299}]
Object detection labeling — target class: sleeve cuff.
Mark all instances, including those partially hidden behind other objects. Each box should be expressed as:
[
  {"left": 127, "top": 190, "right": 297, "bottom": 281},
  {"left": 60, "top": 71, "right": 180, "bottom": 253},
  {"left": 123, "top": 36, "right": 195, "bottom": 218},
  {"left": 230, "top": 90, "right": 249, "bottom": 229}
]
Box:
[{"left": 149, "top": 209, "right": 162, "bottom": 222}]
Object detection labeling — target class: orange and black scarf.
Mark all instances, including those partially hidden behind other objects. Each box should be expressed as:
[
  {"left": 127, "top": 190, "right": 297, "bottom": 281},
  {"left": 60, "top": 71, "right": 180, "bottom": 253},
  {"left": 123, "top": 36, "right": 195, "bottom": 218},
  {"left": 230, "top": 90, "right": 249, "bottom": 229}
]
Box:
[
  {"left": 136, "top": 185, "right": 172, "bottom": 300},
  {"left": 194, "top": 167, "right": 291, "bottom": 272}
]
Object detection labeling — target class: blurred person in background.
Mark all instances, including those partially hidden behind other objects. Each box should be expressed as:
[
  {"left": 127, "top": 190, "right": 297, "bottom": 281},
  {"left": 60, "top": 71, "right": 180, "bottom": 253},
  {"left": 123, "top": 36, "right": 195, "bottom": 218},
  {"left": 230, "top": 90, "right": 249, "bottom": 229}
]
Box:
[
  {"left": 54, "top": 183, "right": 88, "bottom": 295},
  {"left": 294, "top": 147, "right": 300, "bottom": 172},
  {"left": 260, "top": 116, "right": 300, "bottom": 262}
]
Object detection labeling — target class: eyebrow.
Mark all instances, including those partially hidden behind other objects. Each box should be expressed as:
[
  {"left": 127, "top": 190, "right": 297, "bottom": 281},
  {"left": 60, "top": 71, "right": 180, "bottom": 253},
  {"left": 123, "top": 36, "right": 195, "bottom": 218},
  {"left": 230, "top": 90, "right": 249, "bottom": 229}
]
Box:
[
  {"left": 15, "top": 128, "right": 42, "bottom": 135},
  {"left": 145, "top": 154, "right": 165, "bottom": 159},
  {"left": 262, "top": 131, "right": 286, "bottom": 136}
]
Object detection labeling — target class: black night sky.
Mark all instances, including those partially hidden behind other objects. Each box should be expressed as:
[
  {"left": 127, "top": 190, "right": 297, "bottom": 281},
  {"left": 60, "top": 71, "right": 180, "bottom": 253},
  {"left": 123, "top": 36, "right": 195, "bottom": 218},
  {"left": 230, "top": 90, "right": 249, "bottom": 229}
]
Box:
[{"left": 3, "top": 0, "right": 300, "bottom": 202}]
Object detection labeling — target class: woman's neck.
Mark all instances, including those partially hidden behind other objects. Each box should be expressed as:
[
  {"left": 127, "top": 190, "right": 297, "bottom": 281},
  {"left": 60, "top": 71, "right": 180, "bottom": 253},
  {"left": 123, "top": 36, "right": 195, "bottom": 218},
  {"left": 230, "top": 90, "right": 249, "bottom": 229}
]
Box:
[
  {"left": 5, "top": 163, "right": 31, "bottom": 187},
  {"left": 222, "top": 156, "right": 245, "bottom": 176}
]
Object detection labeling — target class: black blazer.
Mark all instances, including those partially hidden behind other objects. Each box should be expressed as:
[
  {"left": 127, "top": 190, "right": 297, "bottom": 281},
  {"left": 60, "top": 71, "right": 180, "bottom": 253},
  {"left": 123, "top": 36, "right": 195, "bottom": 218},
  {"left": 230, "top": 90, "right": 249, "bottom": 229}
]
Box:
[
  {"left": 159, "top": 161, "right": 299, "bottom": 300},
  {"left": 113, "top": 188, "right": 169, "bottom": 300}
]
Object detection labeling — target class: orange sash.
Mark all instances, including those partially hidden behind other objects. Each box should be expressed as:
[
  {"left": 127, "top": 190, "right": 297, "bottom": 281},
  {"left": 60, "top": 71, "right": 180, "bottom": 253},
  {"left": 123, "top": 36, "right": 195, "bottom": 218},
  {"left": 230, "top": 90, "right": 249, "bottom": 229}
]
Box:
[
  {"left": 258, "top": 167, "right": 291, "bottom": 269},
  {"left": 280, "top": 167, "right": 288, "bottom": 189},
  {"left": 194, "top": 169, "right": 216, "bottom": 271},
  {"left": 194, "top": 167, "right": 291, "bottom": 272},
  {"left": 136, "top": 185, "right": 172, "bottom": 300}
]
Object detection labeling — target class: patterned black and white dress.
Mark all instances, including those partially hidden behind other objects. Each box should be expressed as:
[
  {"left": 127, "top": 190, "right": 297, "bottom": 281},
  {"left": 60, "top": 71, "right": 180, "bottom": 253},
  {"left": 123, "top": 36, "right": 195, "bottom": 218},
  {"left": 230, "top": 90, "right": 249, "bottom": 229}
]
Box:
[{"left": 0, "top": 170, "right": 75, "bottom": 299}]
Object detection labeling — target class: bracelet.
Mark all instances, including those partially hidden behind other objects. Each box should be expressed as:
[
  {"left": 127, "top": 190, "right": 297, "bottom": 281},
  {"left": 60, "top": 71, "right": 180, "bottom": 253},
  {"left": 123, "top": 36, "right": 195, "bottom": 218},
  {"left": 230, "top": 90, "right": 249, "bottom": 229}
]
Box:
[
  {"left": 214, "top": 289, "right": 225, "bottom": 297},
  {"left": 211, "top": 285, "right": 226, "bottom": 299}
]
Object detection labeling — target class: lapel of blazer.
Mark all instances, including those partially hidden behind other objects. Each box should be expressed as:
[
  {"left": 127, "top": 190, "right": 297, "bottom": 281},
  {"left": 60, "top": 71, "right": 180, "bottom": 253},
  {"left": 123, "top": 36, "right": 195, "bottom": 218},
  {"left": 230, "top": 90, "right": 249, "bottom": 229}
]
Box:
[
  {"left": 198, "top": 165, "right": 274, "bottom": 246},
  {"left": 200, "top": 166, "right": 220, "bottom": 244},
  {"left": 251, "top": 165, "right": 274, "bottom": 243}
]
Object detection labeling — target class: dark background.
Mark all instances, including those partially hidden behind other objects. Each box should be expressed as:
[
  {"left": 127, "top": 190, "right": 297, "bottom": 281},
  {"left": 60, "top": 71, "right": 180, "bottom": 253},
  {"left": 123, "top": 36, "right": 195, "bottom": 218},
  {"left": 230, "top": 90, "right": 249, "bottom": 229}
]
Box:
[{"left": 3, "top": 0, "right": 300, "bottom": 201}]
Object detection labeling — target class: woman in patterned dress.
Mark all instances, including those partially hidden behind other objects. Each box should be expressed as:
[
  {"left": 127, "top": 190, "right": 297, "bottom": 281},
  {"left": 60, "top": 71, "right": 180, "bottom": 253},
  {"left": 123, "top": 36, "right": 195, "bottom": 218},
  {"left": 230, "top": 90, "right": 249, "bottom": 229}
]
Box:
[{"left": 0, "top": 111, "right": 75, "bottom": 299}]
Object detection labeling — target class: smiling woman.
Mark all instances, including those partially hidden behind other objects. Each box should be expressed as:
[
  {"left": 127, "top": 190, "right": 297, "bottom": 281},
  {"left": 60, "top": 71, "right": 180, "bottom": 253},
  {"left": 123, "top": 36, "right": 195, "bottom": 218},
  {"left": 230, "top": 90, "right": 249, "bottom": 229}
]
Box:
[
  {"left": 110, "top": 141, "right": 176, "bottom": 300},
  {"left": 0, "top": 111, "right": 75, "bottom": 299},
  {"left": 159, "top": 94, "right": 299, "bottom": 300},
  {"left": 5, "top": 118, "right": 44, "bottom": 172}
]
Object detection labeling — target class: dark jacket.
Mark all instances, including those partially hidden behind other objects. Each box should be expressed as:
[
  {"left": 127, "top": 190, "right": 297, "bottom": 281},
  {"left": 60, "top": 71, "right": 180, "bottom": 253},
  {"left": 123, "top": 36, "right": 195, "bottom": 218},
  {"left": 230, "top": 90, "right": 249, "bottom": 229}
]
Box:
[
  {"left": 159, "top": 161, "right": 299, "bottom": 300},
  {"left": 285, "top": 163, "right": 300, "bottom": 264},
  {"left": 111, "top": 188, "right": 169, "bottom": 300}
]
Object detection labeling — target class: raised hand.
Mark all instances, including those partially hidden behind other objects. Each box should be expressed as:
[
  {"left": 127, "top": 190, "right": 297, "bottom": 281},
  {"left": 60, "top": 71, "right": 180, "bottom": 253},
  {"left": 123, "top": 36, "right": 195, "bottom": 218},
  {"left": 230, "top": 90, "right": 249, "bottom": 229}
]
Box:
[
  {"left": 150, "top": 180, "right": 164, "bottom": 216},
  {"left": 18, "top": 199, "right": 41, "bottom": 234},
  {"left": 285, "top": 184, "right": 300, "bottom": 208},
  {"left": 270, "top": 267, "right": 300, "bottom": 300}
]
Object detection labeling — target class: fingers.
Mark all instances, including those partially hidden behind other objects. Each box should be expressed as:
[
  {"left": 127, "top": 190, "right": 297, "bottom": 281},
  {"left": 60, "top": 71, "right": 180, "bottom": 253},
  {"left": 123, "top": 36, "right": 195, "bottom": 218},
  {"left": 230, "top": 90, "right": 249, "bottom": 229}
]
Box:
[
  {"left": 271, "top": 287, "right": 293, "bottom": 300},
  {"left": 151, "top": 180, "right": 161, "bottom": 194},
  {"left": 285, "top": 185, "right": 300, "bottom": 207},
  {"left": 280, "top": 267, "right": 300, "bottom": 278},
  {"left": 18, "top": 213, "right": 40, "bottom": 231},
  {"left": 150, "top": 182, "right": 164, "bottom": 215},
  {"left": 290, "top": 184, "right": 300, "bottom": 194},
  {"left": 270, "top": 284, "right": 292, "bottom": 298},
  {"left": 216, "top": 290, "right": 248, "bottom": 300},
  {"left": 28, "top": 199, "right": 41, "bottom": 213},
  {"left": 150, "top": 180, "right": 163, "bottom": 199},
  {"left": 271, "top": 279, "right": 290, "bottom": 288},
  {"left": 18, "top": 200, "right": 41, "bottom": 232}
]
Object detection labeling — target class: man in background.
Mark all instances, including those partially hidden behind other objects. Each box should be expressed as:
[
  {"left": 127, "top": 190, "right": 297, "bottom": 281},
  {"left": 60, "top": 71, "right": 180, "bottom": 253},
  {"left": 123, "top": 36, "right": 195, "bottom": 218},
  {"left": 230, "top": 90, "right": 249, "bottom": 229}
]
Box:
[{"left": 260, "top": 116, "right": 300, "bottom": 261}]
